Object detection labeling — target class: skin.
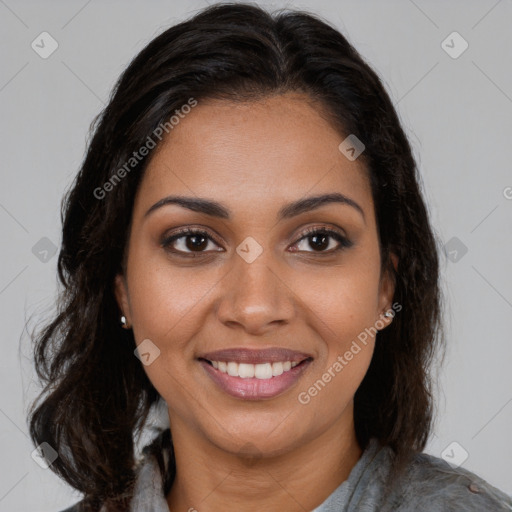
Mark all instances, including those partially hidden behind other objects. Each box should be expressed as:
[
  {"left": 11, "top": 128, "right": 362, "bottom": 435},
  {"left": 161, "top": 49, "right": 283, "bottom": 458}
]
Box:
[{"left": 115, "top": 92, "right": 398, "bottom": 512}]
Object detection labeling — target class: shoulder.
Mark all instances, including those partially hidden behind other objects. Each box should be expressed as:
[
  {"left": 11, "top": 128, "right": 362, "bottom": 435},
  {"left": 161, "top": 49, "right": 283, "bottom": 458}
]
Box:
[{"left": 391, "top": 450, "right": 512, "bottom": 511}]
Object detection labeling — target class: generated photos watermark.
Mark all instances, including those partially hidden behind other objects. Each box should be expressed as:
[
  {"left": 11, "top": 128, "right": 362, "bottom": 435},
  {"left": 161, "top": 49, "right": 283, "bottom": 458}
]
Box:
[
  {"left": 297, "top": 301, "right": 402, "bottom": 405},
  {"left": 93, "top": 97, "right": 198, "bottom": 200}
]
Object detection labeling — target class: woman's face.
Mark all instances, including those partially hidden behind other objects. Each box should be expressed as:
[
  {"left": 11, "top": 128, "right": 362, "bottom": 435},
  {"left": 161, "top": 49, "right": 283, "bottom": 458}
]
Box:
[{"left": 115, "top": 92, "right": 396, "bottom": 457}]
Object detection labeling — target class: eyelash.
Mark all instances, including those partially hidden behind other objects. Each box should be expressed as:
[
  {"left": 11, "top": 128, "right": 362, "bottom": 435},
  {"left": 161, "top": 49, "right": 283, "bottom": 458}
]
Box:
[{"left": 161, "top": 226, "right": 353, "bottom": 257}]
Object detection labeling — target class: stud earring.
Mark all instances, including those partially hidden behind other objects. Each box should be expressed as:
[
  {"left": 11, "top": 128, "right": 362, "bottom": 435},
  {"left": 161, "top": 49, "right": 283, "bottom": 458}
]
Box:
[
  {"left": 120, "top": 315, "right": 131, "bottom": 329},
  {"left": 384, "top": 311, "right": 394, "bottom": 318}
]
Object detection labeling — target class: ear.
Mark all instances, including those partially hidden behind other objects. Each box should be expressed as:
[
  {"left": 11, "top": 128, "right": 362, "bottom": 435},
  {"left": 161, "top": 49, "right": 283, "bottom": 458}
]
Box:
[
  {"left": 114, "top": 273, "right": 131, "bottom": 324},
  {"left": 376, "top": 251, "right": 398, "bottom": 320}
]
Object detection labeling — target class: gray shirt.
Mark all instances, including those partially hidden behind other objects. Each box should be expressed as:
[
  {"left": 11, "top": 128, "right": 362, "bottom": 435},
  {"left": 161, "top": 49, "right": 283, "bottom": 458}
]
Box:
[{"left": 62, "top": 433, "right": 512, "bottom": 511}]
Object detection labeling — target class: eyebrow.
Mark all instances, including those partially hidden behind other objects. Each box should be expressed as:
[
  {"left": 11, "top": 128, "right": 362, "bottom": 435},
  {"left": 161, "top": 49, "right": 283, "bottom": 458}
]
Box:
[{"left": 144, "top": 192, "right": 366, "bottom": 224}]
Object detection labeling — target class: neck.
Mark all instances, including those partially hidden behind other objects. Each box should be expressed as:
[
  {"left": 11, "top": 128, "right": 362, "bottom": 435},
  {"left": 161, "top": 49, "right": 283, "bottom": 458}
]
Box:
[{"left": 166, "top": 403, "right": 362, "bottom": 512}]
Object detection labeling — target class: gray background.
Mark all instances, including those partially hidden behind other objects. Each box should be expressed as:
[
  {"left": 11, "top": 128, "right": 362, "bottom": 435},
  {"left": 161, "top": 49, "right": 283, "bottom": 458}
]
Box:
[{"left": 1, "top": 0, "right": 511, "bottom": 510}]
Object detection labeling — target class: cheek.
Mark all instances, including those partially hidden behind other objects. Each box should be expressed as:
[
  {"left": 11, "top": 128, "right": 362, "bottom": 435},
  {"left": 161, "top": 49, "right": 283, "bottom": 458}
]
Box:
[
  {"left": 288, "top": 258, "right": 381, "bottom": 405},
  {"left": 295, "top": 270, "right": 378, "bottom": 413},
  {"left": 126, "top": 249, "right": 232, "bottom": 400},
  {"left": 127, "top": 248, "right": 218, "bottom": 343},
  {"left": 125, "top": 256, "right": 214, "bottom": 409},
  {"left": 291, "top": 260, "right": 381, "bottom": 345}
]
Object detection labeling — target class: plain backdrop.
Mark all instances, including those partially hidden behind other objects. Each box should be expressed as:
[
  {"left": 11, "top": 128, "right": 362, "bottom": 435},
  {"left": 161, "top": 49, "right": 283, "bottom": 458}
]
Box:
[{"left": 1, "top": 1, "right": 511, "bottom": 510}]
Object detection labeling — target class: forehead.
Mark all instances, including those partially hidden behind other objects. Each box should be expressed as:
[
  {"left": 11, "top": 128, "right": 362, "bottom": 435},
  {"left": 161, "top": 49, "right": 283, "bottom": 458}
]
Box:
[{"left": 134, "top": 93, "right": 373, "bottom": 219}]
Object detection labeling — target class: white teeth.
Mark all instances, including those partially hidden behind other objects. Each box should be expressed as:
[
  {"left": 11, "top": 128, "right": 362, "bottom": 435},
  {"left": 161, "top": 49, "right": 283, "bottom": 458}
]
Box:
[
  {"left": 238, "top": 363, "right": 255, "bottom": 378},
  {"left": 272, "top": 362, "right": 284, "bottom": 376},
  {"left": 209, "top": 360, "right": 301, "bottom": 379},
  {"left": 227, "top": 362, "right": 238, "bottom": 377},
  {"left": 254, "top": 362, "right": 273, "bottom": 379}
]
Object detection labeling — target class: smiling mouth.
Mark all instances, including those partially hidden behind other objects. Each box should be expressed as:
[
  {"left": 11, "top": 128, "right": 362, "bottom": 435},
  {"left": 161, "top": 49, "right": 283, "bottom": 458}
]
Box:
[{"left": 199, "top": 357, "right": 313, "bottom": 379}]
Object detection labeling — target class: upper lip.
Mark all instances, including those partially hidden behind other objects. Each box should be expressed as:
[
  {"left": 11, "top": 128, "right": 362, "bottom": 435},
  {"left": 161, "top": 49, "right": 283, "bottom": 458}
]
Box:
[{"left": 198, "top": 348, "right": 313, "bottom": 364}]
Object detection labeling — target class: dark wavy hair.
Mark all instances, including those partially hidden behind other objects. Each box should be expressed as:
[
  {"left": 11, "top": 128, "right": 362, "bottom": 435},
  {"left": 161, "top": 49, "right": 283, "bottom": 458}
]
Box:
[{"left": 28, "top": 2, "right": 444, "bottom": 510}]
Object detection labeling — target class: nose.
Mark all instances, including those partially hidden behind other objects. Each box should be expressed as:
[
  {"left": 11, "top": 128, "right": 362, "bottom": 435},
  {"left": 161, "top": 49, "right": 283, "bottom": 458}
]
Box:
[{"left": 215, "top": 251, "right": 296, "bottom": 336}]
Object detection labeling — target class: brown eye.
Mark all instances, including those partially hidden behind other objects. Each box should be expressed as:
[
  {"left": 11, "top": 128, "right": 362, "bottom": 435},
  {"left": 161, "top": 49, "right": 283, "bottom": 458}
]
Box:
[
  {"left": 161, "top": 228, "right": 223, "bottom": 255},
  {"left": 291, "top": 227, "right": 353, "bottom": 253}
]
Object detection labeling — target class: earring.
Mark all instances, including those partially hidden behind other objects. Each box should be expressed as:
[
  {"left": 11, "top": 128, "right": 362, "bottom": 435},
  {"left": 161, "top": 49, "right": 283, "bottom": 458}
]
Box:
[
  {"left": 120, "top": 315, "right": 130, "bottom": 329},
  {"left": 384, "top": 311, "right": 394, "bottom": 318}
]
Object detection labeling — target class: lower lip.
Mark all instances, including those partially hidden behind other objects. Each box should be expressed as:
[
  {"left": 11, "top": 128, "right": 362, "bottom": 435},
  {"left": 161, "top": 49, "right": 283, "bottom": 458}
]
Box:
[{"left": 199, "top": 359, "right": 312, "bottom": 400}]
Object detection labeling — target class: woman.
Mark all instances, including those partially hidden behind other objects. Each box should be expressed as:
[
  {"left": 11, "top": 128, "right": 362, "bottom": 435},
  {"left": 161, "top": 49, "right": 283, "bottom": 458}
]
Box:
[{"left": 28, "top": 3, "right": 512, "bottom": 511}]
